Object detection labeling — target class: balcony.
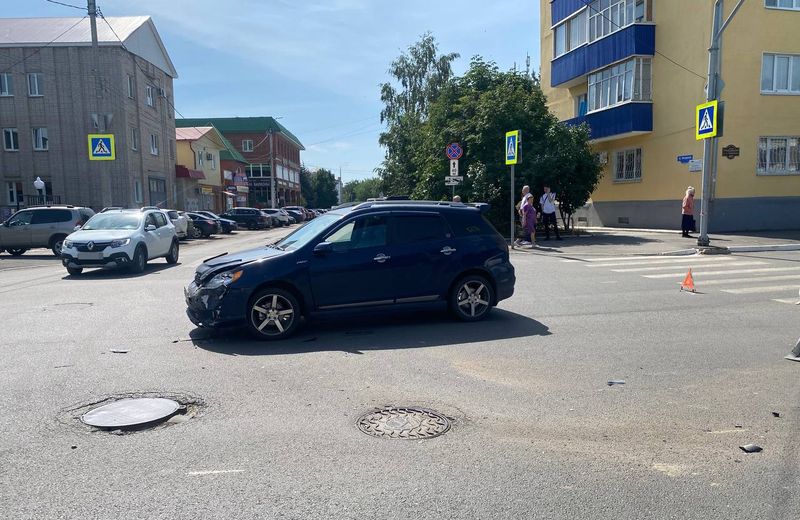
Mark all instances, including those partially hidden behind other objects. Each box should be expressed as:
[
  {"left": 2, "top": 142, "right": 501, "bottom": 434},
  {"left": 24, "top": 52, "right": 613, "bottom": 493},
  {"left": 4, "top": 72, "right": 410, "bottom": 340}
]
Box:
[
  {"left": 564, "top": 102, "right": 653, "bottom": 141},
  {"left": 552, "top": 0, "right": 591, "bottom": 25},
  {"left": 551, "top": 24, "right": 655, "bottom": 87}
]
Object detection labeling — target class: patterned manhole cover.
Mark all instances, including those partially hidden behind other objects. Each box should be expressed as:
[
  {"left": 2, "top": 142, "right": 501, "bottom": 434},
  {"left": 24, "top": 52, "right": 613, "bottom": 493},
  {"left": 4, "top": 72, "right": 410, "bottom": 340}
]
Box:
[{"left": 356, "top": 407, "right": 450, "bottom": 439}]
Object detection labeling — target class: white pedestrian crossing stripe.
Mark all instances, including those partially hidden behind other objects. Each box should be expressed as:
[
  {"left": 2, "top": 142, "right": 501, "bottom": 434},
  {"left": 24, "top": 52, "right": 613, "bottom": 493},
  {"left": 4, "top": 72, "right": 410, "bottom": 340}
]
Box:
[{"left": 574, "top": 253, "right": 800, "bottom": 305}]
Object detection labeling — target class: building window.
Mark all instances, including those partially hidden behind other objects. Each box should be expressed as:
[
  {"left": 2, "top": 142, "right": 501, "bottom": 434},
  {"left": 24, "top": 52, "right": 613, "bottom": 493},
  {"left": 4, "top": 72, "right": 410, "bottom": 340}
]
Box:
[
  {"left": 554, "top": 9, "right": 587, "bottom": 58},
  {"left": 169, "top": 139, "right": 175, "bottom": 160},
  {"left": 197, "top": 150, "right": 204, "bottom": 167},
  {"left": 614, "top": 147, "right": 643, "bottom": 181},
  {"left": 758, "top": 137, "right": 800, "bottom": 175},
  {"left": 27, "top": 73, "right": 43, "bottom": 96},
  {"left": 246, "top": 164, "right": 270, "bottom": 178},
  {"left": 166, "top": 92, "right": 172, "bottom": 119},
  {"left": 0, "top": 73, "right": 13, "bottom": 96},
  {"left": 588, "top": 57, "right": 651, "bottom": 113},
  {"left": 127, "top": 74, "right": 135, "bottom": 99},
  {"left": 761, "top": 54, "right": 800, "bottom": 94},
  {"left": 32, "top": 128, "right": 48, "bottom": 150},
  {"left": 211, "top": 154, "right": 217, "bottom": 170},
  {"left": 145, "top": 85, "right": 154, "bottom": 107},
  {"left": 765, "top": 0, "right": 800, "bottom": 9},
  {"left": 3, "top": 128, "right": 19, "bottom": 151},
  {"left": 6, "top": 181, "right": 23, "bottom": 205},
  {"left": 575, "top": 93, "right": 588, "bottom": 117},
  {"left": 130, "top": 127, "right": 139, "bottom": 151},
  {"left": 150, "top": 133, "right": 159, "bottom": 155},
  {"left": 242, "top": 139, "right": 254, "bottom": 152},
  {"left": 588, "top": 0, "right": 649, "bottom": 43},
  {"left": 134, "top": 179, "right": 143, "bottom": 203}
]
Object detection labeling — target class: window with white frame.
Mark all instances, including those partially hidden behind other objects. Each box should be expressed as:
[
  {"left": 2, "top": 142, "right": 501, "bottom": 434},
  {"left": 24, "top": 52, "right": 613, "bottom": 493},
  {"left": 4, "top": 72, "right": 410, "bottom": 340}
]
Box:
[
  {"left": 150, "top": 133, "right": 159, "bottom": 155},
  {"left": 765, "top": 0, "right": 800, "bottom": 9},
  {"left": 575, "top": 93, "right": 588, "bottom": 117},
  {"left": 588, "top": 0, "right": 649, "bottom": 43},
  {"left": 3, "top": 128, "right": 19, "bottom": 151},
  {"left": 27, "top": 73, "right": 43, "bottom": 96},
  {"left": 32, "top": 128, "right": 48, "bottom": 150},
  {"left": 554, "top": 9, "right": 588, "bottom": 57},
  {"left": 197, "top": 150, "right": 204, "bottom": 167},
  {"left": 7, "top": 181, "right": 24, "bottom": 204},
  {"left": 211, "top": 154, "right": 217, "bottom": 170},
  {"left": 129, "top": 127, "right": 138, "bottom": 150},
  {"left": 127, "top": 75, "right": 135, "bottom": 99},
  {"left": 614, "top": 147, "right": 643, "bottom": 181},
  {"left": 588, "top": 57, "right": 651, "bottom": 112},
  {"left": 242, "top": 139, "right": 254, "bottom": 152},
  {"left": 757, "top": 137, "right": 800, "bottom": 174},
  {"left": 0, "top": 73, "right": 13, "bottom": 96},
  {"left": 134, "top": 179, "right": 143, "bottom": 203},
  {"left": 145, "top": 85, "right": 154, "bottom": 106},
  {"left": 761, "top": 54, "right": 800, "bottom": 94}
]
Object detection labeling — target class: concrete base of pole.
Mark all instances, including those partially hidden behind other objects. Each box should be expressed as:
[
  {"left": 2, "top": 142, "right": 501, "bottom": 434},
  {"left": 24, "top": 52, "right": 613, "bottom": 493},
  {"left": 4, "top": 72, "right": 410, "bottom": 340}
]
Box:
[{"left": 785, "top": 337, "right": 800, "bottom": 362}]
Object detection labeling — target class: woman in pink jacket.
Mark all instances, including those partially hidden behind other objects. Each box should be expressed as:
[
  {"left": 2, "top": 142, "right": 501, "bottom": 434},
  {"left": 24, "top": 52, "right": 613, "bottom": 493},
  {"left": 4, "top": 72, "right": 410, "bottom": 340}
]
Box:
[{"left": 681, "top": 186, "right": 695, "bottom": 238}]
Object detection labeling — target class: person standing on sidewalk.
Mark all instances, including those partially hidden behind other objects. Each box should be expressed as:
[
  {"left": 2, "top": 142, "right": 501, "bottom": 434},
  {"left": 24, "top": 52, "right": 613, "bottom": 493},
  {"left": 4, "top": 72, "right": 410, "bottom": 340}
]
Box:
[
  {"left": 539, "top": 185, "right": 561, "bottom": 240},
  {"left": 514, "top": 186, "right": 533, "bottom": 246},
  {"left": 681, "top": 186, "right": 696, "bottom": 238}
]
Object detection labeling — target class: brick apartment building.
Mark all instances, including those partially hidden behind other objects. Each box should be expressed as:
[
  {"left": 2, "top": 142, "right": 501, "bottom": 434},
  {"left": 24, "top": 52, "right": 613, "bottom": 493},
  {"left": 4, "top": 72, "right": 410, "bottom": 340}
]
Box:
[
  {"left": 176, "top": 117, "right": 304, "bottom": 208},
  {"left": 0, "top": 17, "right": 177, "bottom": 219}
]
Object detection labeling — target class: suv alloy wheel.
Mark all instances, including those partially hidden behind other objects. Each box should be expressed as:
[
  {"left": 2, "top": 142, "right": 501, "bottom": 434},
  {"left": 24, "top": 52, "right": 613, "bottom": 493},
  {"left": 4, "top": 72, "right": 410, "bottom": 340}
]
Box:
[
  {"left": 247, "top": 288, "right": 300, "bottom": 340},
  {"left": 450, "top": 275, "right": 494, "bottom": 322}
]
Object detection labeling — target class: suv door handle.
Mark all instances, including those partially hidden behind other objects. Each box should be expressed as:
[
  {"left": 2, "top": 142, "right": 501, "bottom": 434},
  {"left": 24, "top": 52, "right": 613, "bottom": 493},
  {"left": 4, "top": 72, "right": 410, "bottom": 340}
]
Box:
[
  {"left": 373, "top": 253, "right": 390, "bottom": 263},
  {"left": 440, "top": 246, "right": 456, "bottom": 255}
]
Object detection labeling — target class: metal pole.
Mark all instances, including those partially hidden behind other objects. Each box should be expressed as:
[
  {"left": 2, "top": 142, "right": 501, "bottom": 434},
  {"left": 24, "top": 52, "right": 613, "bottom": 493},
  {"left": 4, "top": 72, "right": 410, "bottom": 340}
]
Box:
[
  {"left": 269, "top": 130, "right": 276, "bottom": 208},
  {"left": 510, "top": 164, "right": 515, "bottom": 243},
  {"left": 698, "top": 0, "right": 723, "bottom": 247}
]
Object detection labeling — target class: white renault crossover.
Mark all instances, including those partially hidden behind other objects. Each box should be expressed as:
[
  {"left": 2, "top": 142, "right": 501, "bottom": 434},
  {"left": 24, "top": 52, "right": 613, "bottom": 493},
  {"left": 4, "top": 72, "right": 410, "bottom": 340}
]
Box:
[{"left": 60, "top": 208, "right": 179, "bottom": 276}]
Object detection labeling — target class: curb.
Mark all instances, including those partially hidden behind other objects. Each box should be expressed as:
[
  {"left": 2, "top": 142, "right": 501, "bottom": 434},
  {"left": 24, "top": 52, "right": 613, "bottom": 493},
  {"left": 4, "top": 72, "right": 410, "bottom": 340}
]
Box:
[
  {"left": 660, "top": 249, "right": 699, "bottom": 256},
  {"left": 727, "top": 244, "right": 800, "bottom": 253}
]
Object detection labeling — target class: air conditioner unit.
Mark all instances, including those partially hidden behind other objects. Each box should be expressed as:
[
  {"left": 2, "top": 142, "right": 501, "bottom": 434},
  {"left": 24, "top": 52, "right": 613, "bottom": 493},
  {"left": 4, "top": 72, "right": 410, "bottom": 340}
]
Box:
[
  {"left": 597, "top": 151, "right": 609, "bottom": 165},
  {"left": 205, "top": 153, "right": 213, "bottom": 161}
]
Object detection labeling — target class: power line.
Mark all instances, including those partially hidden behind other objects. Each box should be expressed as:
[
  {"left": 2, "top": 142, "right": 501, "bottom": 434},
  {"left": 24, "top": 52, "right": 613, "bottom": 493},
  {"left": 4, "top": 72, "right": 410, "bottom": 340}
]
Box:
[
  {"left": 44, "top": 0, "right": 86, "bottom": 10},
  {"left": 0, "top": 17, "right": 87, "bottom": 74},
  {"left": 574, "top": 0, "right": 707, "bottom": 81}
]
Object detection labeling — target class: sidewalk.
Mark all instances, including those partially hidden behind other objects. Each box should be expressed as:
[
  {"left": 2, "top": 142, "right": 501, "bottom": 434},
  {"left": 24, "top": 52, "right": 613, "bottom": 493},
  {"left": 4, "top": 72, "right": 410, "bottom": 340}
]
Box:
[{"left": 511, "top": 228, "right": 800, "bottom": 257}]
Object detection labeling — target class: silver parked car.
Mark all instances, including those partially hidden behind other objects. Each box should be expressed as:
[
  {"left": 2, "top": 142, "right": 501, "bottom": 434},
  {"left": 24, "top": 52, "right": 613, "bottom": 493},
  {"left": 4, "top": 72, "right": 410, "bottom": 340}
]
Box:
[
  {"left": 0, "top": 205, "right": 95, "bottom": 256},
  {"left": 165, "top": 210, "right": 189, "bottom": 239}
]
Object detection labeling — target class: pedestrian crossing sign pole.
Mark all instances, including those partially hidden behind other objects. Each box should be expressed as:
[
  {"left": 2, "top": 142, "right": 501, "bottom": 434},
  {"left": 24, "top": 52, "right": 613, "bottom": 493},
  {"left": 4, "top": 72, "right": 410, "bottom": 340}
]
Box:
[
  {"left": 88, "top": 134, "right": 115, "bottom": 161},
  {"left": 505, "top": 130, "right": 520, "bottom": 244}
]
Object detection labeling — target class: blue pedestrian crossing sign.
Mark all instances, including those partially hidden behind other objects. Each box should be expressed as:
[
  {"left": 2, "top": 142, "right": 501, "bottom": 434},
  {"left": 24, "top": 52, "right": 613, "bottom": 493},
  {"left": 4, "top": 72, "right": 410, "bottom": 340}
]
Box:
[
  {"left": 505, "top": 130, "right": 520, "bottom": 165},
  {"left": 88, "top": 134, "right": 116, "bottom": 161},
  {"left": 695, "top": 100, "right": 718, "bottom": 140}
]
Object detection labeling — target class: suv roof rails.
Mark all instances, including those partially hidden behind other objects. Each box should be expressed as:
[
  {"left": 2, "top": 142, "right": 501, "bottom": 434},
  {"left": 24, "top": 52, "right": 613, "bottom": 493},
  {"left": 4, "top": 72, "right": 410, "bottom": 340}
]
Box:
[
  {"left": 140, "top": 206, "right": 160, "bottom": 211},
  {"left": 352, "top": 200, "right": 491, "bottom": 213},
  {"left": 99, "top": 206, "right": 124, "bottom": 213}
]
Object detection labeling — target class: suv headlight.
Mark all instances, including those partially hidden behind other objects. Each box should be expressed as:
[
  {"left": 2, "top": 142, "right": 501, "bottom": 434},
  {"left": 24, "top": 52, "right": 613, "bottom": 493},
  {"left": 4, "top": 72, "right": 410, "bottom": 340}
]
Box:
[
  {"left": 205, "top": 269, "right": 243, "bottom": 290},
  {"left": 110, "top": 238, "right": 131, "bottom": 248},
  {"left": 64, "top": 239, "right": 74, "bottom": 249}
]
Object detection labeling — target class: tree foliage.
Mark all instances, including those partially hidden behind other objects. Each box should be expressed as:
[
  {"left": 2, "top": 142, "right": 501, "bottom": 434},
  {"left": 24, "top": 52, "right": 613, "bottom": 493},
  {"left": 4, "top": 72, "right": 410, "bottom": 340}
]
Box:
[
  {"left": 300, "top": 166, "right": 339, "bottom": 209},
  {"left": 378, "top": 38, "right": 601, "bottom": 234},
  {"left": 342, "top": 177, "right": 383, "bottom": 203}
]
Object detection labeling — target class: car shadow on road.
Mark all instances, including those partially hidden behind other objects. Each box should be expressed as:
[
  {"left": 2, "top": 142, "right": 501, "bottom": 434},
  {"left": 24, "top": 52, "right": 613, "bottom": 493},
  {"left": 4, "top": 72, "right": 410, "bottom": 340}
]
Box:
[
  {"left": 1, "top": 253, "right": 60, "bottom": 261},
  {"left": 188, "top": 309, "right": 550, "bottom": 356},
  {"left": 62, "top": 262, "right": 178, "bottom": 280}
]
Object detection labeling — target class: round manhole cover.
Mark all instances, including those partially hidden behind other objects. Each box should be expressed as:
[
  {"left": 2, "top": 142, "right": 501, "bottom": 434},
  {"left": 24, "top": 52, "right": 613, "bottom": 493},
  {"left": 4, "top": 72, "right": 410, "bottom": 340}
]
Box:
[
  {"left": 357, "top": 407, "right": 450, "bottom": 439},
  {"left": 81, "top": 398, "right": 180, "bottom": 429}
]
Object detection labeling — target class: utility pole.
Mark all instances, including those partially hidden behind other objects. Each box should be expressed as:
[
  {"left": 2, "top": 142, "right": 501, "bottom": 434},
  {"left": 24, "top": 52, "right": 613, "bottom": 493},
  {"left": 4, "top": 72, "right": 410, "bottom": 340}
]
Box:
[
  {"left": 269, "top": 129, "right": 276, "bottom": 208},
  {"left": 87, "top": 0, "right": 111, "bottom": 207},
  {"left": 698, "top": 0, "right": 746, "bottom": 246}
]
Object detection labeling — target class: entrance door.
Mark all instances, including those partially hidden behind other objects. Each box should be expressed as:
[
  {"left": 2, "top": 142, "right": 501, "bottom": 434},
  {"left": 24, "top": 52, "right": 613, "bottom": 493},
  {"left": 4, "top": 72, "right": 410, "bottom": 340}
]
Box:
[
  {"left": 148, "top": 177, "right": 167, "bottom": 208},
  {"left": 308, "top": 214, "right": 394, "bottom": 310}
]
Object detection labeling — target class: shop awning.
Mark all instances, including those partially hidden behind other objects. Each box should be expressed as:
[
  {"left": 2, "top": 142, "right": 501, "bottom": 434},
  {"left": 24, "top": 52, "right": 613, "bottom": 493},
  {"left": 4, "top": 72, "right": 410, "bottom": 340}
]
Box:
[{"left": 175, "top": 165, "right": 206, "bottom": 180}]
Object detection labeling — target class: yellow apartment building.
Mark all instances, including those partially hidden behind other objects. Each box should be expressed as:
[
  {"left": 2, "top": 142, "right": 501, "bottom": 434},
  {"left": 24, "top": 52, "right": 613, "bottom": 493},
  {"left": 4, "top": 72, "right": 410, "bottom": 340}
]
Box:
[
  {"left": 175, "top": 126, "right": 226, "bottom": 212},
  {"left": 541, "top": 0, "right": 800, "bottom": 231}
]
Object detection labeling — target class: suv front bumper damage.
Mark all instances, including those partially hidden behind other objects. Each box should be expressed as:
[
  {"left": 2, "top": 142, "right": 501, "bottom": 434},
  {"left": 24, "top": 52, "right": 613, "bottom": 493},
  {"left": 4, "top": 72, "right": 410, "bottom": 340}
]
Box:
[{"left": 184, "top": 281, "right": 247, "bottom": 328}]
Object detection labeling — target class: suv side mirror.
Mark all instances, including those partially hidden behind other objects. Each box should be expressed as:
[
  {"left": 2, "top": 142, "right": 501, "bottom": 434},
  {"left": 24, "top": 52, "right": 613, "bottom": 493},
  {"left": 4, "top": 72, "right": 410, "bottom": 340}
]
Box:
[
  {"left": 313, "top": 242, "right": 333, "bottom": 256},
  {"left": 145, "top": 224, "right": 157, "bottom": 232},
  {"left": 73, "top": 225, "right": 82, "bottom": 231}
]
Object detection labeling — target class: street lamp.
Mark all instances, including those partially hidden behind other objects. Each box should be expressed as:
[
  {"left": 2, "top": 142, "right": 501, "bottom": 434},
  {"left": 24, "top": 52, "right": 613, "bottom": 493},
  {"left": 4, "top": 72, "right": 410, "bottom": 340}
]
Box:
[{"left": 33, "top": 177, "right": 45, "bottom": 204}]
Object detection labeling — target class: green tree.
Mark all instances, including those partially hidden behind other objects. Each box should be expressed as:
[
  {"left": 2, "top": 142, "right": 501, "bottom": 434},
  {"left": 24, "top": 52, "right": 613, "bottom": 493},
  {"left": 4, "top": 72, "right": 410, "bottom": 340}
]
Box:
[
  {"left": 299, "top": 165, "right": 313, "bottom": 206},
  {"left": 310, "top": 168, "right": 339, "bottom": 209},
  {"left": 342, "top": 177, "right": 383, "bottom": 202},
  {"left": 378, "top": 34, "right": 459, "bottom": 196}
]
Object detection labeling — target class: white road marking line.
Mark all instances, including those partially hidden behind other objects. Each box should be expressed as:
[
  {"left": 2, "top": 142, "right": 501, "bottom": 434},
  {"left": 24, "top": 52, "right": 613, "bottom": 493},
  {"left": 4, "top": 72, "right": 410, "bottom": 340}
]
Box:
[
  {"left": 612, "top": 261, "right": 765, "bottom": 273},
  {"left": 590, "top": 256, "right": 738, "bottom": 268},
  {"left": 697, "top": 274, "right": 800, "bottom": 286},
  {"left": 773, "top": 298, "right": 800, "bottom": 304},
  {"left": 644, "top": 266, "right": 800, "bottom": 279},
  {"left": 583, "top": 255, "right": 683, "bottom": 262},
  {"left": 722, "top": 285, "right": 800, "bottom": 295},
  {"left": 187, "top": 469, "right": 244, "bottom": 476}
]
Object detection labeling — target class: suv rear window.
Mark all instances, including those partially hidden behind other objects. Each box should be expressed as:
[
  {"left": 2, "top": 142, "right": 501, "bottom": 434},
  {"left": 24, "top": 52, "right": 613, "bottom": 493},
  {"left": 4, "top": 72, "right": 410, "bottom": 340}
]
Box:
[
  {"left": 31, "top": 209, "right": 72, "bottom": 224},
  {"left": 393, "top": 214, "right": 451, "bottom": 244},
  {"left": 444, "top": 211, "right": 496, "bottom": 237}
]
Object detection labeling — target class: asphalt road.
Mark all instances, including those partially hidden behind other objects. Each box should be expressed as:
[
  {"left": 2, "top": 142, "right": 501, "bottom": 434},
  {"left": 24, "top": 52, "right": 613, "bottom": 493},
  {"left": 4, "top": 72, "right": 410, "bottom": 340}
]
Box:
[{"left": 1, "top": 229, "right": 798, "bottom": 519}]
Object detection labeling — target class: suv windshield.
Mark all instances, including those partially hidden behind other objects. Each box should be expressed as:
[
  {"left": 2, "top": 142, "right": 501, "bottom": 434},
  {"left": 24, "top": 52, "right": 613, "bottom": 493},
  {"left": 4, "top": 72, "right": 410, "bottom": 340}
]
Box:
[
  {"left": 276, "top": 214, "right": 340, "bottom": 250},
  {"left": 82, "top": 213, "right": 142, "bottom": 230}
]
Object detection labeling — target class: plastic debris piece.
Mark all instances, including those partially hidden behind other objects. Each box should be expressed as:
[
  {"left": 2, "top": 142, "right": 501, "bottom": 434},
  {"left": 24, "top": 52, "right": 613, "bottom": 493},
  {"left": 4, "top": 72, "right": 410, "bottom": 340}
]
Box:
[
  {"left": 607, "top": 380, "right": 626, "bottom": 386},
  {"left": 739, "top": 444, "right": 763, "bottom": 453},
  {"left": 110, "top": 349, "right": 129, "bottom": 354},
  {"left": 772, "top": 411, "right": 781, "bottom": 418}
]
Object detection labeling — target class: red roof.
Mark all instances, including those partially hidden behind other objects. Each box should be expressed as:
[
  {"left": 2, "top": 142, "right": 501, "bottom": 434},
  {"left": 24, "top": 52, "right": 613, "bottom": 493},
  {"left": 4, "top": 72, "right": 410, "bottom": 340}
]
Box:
[{"left": 175, "top": 165, "right": 206, "bottom": 180}]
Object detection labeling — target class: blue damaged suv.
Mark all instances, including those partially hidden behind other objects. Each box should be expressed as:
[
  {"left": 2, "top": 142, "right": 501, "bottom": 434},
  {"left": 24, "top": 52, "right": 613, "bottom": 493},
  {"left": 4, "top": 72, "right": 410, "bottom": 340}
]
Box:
[{"left": 185, "top": 200, "right": 515, "bottom": 340}]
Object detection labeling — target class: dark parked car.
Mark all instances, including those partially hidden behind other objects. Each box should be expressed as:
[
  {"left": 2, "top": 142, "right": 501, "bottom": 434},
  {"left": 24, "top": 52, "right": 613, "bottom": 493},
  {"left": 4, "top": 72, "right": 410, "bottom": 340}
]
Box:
[
  {"left": 185, "top": 200, "right": 515, "bottom": 340},
  {"left": 281, "top": 208, "right": 304, "bottom": 224},
  {"left": 221, "top": 207, "right": 271, "bottom": 230},
  {"left": 186, "top": 212, "right": 218, "bottom": 238},
  {"left": 195, "top": 211, "right": 238, "bottom": 233}
]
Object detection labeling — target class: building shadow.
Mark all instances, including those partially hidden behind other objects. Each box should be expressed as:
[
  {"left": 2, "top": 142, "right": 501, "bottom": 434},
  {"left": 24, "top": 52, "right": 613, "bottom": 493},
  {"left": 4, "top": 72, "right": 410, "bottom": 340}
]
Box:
[{"left": 189, "top": 309, "right": 550, "bottom": 356}]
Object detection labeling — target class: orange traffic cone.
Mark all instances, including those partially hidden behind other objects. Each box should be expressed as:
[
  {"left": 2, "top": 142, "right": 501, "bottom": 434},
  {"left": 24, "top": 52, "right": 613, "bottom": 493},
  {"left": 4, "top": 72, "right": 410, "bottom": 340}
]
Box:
[{"left": 680, "top": 268, "right": 696, "bottom": 293}]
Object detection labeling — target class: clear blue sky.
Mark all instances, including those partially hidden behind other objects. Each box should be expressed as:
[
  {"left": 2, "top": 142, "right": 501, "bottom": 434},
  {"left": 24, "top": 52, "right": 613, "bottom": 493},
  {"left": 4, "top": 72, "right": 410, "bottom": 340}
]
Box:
[{"left": 17, "top": 1, "right": 540, "bottom": 182}]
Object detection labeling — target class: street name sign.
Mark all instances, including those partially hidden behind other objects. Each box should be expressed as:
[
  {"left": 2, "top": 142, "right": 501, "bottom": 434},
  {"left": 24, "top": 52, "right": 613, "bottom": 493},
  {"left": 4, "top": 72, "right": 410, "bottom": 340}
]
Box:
[
  {"left": 677, "top": 154, "right": 693, "bottom": 164},
  {"left": 88, "top": 134, "right": 115, "bottom": 161},
  {"left": 695, "top": 100, "right": 718, "bottom": 140},
  {"left": 505, "top": 130, "right": 519, "bottom": 165}
]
